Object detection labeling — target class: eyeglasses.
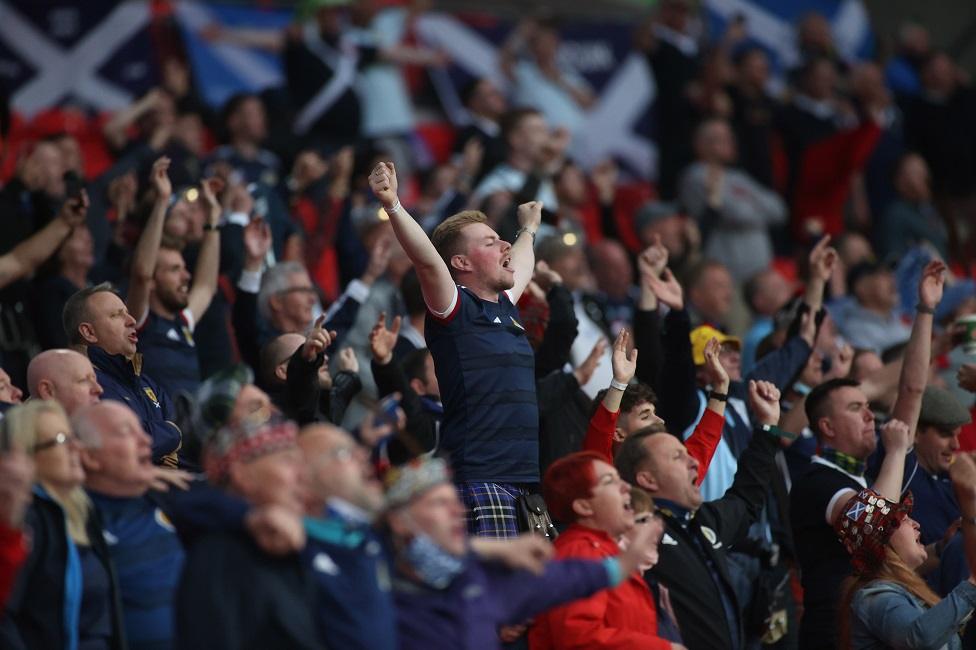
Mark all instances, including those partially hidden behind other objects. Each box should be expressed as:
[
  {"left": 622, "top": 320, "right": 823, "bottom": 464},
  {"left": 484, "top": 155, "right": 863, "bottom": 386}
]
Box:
[
  {"left": 277, "top": 286, "right": 317, "bottom": 297},
  {"left": 32, "top": 431, "right": 78, "bottom": 453}
]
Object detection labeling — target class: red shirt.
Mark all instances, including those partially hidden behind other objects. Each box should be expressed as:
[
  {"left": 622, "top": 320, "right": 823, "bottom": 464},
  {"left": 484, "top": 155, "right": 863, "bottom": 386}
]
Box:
[
  {"left": 528, "top": 525, "right": 672, "bottom": 650},
  {"left": 583, "top": 403, "right": 724, "bottom": 484},
  {"left": 0, "top": 524, "right": 27, "bottom": 609}
]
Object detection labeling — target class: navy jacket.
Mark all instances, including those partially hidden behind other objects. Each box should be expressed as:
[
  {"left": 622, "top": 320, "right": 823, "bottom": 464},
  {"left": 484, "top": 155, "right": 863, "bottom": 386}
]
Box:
[{"left": 88, "top": 346, "right": 182, "bottom": 466}]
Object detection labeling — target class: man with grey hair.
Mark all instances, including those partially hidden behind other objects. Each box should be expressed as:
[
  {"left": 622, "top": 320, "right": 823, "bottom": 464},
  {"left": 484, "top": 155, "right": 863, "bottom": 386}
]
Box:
[
  {"left": 258, "top": 261, "right": 319, "bottom": 336},
  {"left": 232, "top": 236, "right": 390, "bottom": 376},
  {"left": 74, "top": 400, "right": 185, "bottom": 650}
]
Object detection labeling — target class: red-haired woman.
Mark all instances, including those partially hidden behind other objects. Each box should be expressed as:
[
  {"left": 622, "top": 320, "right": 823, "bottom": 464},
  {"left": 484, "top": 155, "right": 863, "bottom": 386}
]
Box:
[{"left": 528, "top": 451, "right": 684, "bottom": 649}]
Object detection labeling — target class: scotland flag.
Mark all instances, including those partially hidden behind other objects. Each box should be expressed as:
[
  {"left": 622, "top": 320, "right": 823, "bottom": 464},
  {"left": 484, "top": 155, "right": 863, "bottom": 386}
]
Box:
[{"left": 0, "top": 0, "right": 156, "bottom": 117}]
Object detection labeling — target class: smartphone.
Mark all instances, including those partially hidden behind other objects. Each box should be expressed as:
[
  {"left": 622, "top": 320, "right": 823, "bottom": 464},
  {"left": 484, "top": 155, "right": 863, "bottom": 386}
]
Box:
[{"left": 63, "top": 170, "right": 84, "bottom": 202}]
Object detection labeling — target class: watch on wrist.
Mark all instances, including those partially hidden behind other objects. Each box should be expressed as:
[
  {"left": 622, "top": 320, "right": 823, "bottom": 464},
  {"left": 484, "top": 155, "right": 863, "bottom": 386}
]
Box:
[
  {"left": 515, "top": 227, "right": 537, "bottom": 244},
  {"left": 708, "top": 390, "right": 728, "bottom": 402},
  {"left": 916, "top": 303, "right": 935, "bottom": 315}
]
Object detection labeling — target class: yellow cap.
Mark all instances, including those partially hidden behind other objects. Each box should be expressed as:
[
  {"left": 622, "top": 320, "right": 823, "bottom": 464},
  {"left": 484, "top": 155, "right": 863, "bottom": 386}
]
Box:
[{"left": 690, "top": 325, "right": 741, "bottom": 366}]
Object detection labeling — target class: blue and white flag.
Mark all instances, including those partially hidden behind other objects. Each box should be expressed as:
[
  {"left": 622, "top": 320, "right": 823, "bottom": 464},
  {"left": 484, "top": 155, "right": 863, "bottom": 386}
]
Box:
[
  {"left": 702, "top": 0, "right": 874, "bottom": 75},
  {"left": 0, "top": 0, "right": 156, "bottom": 117},
  {"left": 175, "top": 1, "right": 293, "bottom": 108}
]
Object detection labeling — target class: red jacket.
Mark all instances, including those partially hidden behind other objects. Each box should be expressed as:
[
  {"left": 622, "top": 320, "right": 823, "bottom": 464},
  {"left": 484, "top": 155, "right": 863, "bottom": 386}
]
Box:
[
  {"left": 0, "top": 524, "right": 27, "bottom": 609},
  {"left": 528, "top": 525, "right": 672, "bottom": 650},
  {"left": 582, "top": 404, "right": 724, "bottom": 484}
]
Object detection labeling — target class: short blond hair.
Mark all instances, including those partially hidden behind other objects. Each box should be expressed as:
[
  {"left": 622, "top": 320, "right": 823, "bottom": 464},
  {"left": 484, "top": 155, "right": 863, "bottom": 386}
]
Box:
[
  {"left": 430, "top": 210, "right": 487, "bottom": 269},
  {"left": 629, "top": 486, "right": 654, "bottom": 515}
]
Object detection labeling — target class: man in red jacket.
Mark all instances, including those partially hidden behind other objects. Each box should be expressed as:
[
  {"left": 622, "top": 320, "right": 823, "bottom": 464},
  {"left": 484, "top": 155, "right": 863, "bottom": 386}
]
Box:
[{"left": 529, "top": 451, "right": 684, "bottom": 649}]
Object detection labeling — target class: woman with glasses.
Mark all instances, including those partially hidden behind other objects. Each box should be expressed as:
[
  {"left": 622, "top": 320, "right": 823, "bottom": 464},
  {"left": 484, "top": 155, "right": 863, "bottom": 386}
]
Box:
[
  {"left": 0, "top": 400, "right": 126, "bottom": 650},
  {"left": 529, "top": 451, "right": 682, "bottom": 649}
]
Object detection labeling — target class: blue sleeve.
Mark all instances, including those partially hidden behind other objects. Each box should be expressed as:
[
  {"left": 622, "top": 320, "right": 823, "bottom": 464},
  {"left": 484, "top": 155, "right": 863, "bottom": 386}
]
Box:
[
  {"left": 853, "top": 581, "right": 976, "bottom": 649},
  {"left": 322, "top": 290, "right": 364, "bottom": 353},
  {"left": 147, "top": 421, "right": 182, "bottom": 465},
  {"left": 747, "top": 336, "right": 812, "bottom": 389},
  {"left": 152, "top": 480, "right": 249, "bottom": 547},
  {"left": 937, "top": 533, "right": 970, "bottom": 598},
  {"left": 486, "top": 558, "right": 611, "bottom": 624}
]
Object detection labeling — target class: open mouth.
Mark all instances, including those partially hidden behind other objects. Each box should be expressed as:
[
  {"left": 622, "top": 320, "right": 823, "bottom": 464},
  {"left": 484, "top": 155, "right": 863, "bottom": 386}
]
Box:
[
  {"left": 502, "top": 257, "right": 513, "bottom": 271},
  {"left": 128, "top": 332, "right": 138, "bottom": 343}
]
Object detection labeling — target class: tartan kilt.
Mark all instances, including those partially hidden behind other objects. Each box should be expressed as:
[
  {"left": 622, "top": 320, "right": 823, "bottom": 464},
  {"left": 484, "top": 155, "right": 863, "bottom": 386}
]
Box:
[{"left": 458, "top": 481, "right": 524, "bottom": 539}]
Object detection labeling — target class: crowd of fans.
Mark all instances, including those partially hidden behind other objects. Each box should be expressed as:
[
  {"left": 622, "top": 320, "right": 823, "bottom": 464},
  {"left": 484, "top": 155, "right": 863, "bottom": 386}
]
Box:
[{"left": 1, "top": 0, "right": 976, "bottom": 648}]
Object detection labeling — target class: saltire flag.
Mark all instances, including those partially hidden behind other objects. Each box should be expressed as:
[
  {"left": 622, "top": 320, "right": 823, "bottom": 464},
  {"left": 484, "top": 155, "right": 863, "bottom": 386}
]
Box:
[
  {"left": 174, "top": 1, "right": 293, "bottom": 109},
  {"left": 0, "top": 0, "right": 157, "bottom": 118}
]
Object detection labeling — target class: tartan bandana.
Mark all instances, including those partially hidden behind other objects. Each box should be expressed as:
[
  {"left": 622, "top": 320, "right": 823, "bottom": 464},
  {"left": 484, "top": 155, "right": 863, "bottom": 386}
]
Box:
[
  {"left": 204, "top": 418, "right": 298, "bottom": 484},
  {"left": 820, "top": 447, "right": 867, "bottom": 477}
]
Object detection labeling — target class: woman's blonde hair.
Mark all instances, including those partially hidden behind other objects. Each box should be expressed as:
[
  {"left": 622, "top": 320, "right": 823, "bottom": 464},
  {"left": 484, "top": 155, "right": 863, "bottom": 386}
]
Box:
[
  {"left": 5, "top": 400, "right": 91, "bottom": 545},
  {"left": 837, "top": 546, "right": 939, "bottom": 649}
]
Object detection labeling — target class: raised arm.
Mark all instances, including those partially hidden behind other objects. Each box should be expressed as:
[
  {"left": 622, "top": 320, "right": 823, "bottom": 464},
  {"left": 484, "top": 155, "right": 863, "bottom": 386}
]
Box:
[
  {"left": 891, "top": 260, "right": 946, "bottom": 432},
  {"left": 633, "top": 239, "right": 667, "bottom": 387},
  {"left": 804, "top": 235, "right": 837, "bottom": 314},
  {"left": 128, "top": 157, "right": 172, "bottom": 323},
  {"left": 369, "top": 162, "right": 457, "bottom": 314},
  {"left": 711, "top": 380, "right": 782, "bottom": 546},
  {"left": 185, "top": 178, "right": 223, "bottom": 321},
  {"left": 509, "top": 201, "right": 543, "bottom": 303},
  {"left": 583, "top": 330, "right": 636, "bottom": 461},
  {"left": 0, "top": 191, "right": 88, "bottom": 289}
]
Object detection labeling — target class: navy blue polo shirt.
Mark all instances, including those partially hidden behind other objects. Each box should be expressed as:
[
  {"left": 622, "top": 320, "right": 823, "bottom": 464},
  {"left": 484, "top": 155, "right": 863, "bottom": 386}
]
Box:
[
  {"left": 137, "top": 309, "right": 200, "bottom": 399},
  {"left": 425, "top": 286, "right": 538, "bottom": 484},
  {"left": 904, "top": 452, "right": 960, "bottom": 545},
  {"left": 89, "top": 492, "right": 185, "bottom": 650}
]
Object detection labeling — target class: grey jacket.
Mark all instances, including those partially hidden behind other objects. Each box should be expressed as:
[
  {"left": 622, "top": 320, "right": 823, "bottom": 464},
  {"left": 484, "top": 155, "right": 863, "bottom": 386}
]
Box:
[{"left": 679, "top": 162, "right": 786, "bottom": 282}]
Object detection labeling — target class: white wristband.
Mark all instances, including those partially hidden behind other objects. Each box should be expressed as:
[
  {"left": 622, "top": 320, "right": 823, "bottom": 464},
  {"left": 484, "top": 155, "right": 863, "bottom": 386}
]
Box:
[
  {"left": 386, "top": 199, "right": 402, "bottom": 216},
  {"left": 609, "top": 379, "right": 629, "bottom": 392}
]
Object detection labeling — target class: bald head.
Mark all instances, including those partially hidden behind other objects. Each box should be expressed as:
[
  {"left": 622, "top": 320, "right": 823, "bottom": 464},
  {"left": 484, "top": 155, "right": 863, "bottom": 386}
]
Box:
[
  {"left": 27, "top": 348, "right": 103, "bottom": 414},
  {"left": 298, "top": 423, "right": 383, "bottom": 515},
  {"left": 260, "top": 333, "right": 306, "bottom": 386}
]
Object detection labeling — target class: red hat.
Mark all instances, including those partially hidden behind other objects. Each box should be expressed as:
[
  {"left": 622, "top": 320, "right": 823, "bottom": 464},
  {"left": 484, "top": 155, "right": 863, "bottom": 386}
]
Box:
[{"left": 834, "top": 488, "right": 913, "bottom": 574}]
